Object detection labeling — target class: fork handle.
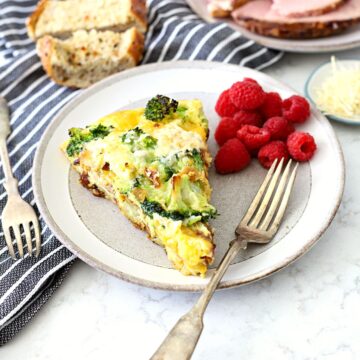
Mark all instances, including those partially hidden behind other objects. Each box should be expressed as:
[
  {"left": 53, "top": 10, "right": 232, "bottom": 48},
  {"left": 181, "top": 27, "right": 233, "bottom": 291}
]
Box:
[
  {"left": 150, "top": 307, "right": 204, "bottom": 360},
  {"left": 0, "top": 96, "right": 10, "bottom": 139},
  {"left": 0, "top": 97, "right": 17, "bottom": 194},
  {"left": 151, "top": 237, "right": 247, "bottom": 360}
]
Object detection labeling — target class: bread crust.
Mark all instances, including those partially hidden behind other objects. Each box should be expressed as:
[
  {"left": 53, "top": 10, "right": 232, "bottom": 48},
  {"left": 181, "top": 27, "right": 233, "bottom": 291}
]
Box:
[
  {"left": 127, "top": 28, "right": 145, "bottom": 65},
  {"left": 236, "top": 16, "right": 360, "bottom": 38},
  {"left": 26, "top": 0, "right": 48, "bottom": 40},
  {"left": 37, "top": 35, "right": 79, "bottom": 88},
  {"left": 131, "top": 0, "right": 148, "bottom": 33},
  {"left": 36, "top": 35, "right": 56, "bottom": 82}
]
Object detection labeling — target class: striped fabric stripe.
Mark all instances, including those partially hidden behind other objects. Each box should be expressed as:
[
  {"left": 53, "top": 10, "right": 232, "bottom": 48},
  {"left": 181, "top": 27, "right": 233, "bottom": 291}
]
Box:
[{"left": 0, "top": 0, "right": 282, "bottom": 345}]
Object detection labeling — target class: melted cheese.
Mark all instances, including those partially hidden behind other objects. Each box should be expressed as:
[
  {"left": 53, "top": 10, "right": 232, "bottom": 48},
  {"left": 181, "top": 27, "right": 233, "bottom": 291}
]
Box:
[
  {"left": 154, "top": 121, "right": 205, "bottom": 158},
  {"left": 96, "top": 108, "right": 142, "bottom": 132}
]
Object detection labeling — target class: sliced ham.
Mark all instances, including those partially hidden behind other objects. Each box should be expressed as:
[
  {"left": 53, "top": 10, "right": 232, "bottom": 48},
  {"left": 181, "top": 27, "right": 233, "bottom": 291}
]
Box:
[
  {"left": 232, "top": 0, "right": 360, "bottom": 38},
  {"left": 272, "top": 0, "right": 346, "bottom": 17}
]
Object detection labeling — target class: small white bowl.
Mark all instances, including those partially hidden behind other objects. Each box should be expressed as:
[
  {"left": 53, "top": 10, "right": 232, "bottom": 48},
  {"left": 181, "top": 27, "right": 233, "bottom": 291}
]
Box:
[{"left": 305, "top": 59, "right": 360, "bottom": 126}]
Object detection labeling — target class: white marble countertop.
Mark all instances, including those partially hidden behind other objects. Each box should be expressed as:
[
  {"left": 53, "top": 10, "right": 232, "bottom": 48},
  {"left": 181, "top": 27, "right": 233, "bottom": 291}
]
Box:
[{"left": 2, "top": 48, "right": 360, "bottom": 360}]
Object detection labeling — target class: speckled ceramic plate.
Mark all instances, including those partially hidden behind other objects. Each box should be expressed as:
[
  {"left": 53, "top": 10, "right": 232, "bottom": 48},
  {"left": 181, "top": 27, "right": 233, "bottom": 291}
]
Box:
[
  {"left": 33, "top": 61, "right": 345, "bottom": 291},
  {"left": 186, "top": 0, "right": 360, "bottom": 53}
]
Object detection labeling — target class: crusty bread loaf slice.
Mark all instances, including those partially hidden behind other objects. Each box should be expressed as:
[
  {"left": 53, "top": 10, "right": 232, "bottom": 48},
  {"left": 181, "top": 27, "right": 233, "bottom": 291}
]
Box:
[
  {"left": 27, "top": 0, "right": 147, "bottom": 40},
  {"left": 36, "top": 27, "right": 144, "bottom": 88}
]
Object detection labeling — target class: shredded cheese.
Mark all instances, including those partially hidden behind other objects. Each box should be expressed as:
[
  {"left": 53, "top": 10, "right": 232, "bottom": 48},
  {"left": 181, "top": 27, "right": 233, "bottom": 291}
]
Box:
[{"left": 314, "top": 57, "right": 360, "bottom": 120}]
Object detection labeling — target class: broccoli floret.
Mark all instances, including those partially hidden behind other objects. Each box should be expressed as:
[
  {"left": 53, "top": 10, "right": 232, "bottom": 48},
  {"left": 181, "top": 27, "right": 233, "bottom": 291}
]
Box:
[
  {"left": 133, "top": 176, "right": 144, "bottom": 189},
  {"left": 144, "top": 95, "right": 178, "bottom": 121},
  {"left": 155, "top": 149, "right": 204, "bottom": 183},
  {"left": 141, "top": 200, "right": 167, "bottom": 218},
  {"left": 188, "top": 149, "right": 203, "bottom": 170},
  {"left": 140, "top": 173, "right": 217, "bottom": 225},
  {"left": 163, "top": 166, "right": 175, "bottom": 181},
  {"left": 176, "top": 106, "right": 188, "bottom": 119},
  {"left": 121, "top": 127, "right": 157, "bottom": 151},
  {"left": 121, "top": 127, "right": 144, "bottom": 145},
  {"left": 66, "top": 124, "right": 111, "bottom": 157},
  {"left": 166, "top": 175, "right": 215, "bottom": 218},
  {"left": 89, "top": 124, "right": 112, "bottom": 138},
  {"left": 142, "top": 135, "right": 157, "bottom": 149},
  {"left": 141, "top": 199, "right": 216, "bottom": 224}
]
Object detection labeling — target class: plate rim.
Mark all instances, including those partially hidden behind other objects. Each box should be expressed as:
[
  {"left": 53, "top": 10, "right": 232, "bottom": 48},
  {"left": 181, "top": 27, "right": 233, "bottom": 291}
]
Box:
[
  {"left": 185, "top": 0, "right": 360, "bottom": 53},
  {"left": 33, "top": 60, "right": 345, "bottom": 291}
]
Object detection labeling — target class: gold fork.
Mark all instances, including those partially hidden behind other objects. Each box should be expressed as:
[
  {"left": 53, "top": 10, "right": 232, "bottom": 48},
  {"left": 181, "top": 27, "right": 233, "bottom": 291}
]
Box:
[
  {"left": 0, "top": 96, "right": 41, "bottom": 259},
  {"left": 151, "top": 158, "right": 299, "bottom": 360}
]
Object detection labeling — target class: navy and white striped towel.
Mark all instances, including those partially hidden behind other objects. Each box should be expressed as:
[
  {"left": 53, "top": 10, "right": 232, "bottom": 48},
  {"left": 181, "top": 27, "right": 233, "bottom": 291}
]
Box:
[{"left": 0, "top": 0, "right": 282, "bottom": 345}]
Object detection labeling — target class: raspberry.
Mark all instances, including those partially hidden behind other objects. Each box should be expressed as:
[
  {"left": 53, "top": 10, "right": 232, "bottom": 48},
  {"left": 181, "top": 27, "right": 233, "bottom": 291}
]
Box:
[
  {"left": 243, "top": 77, "right": 259, "bottom": 85},
  {"left": 233, "top": 110, "right": 263, "bottom": 127},
  {"left": 282, "top": 95, "right": 310, "bottom": 123},
  {"left": 287, "top": 132, "right": 317, "bottom": 162},
  {"left": 237, "top": 125, "right": 271, "bottom": 150},
  {"left": 229, "top": 81, "right": 266, "bottom": 110},
  {"left": 214, "top": 117, "right": 242, "bottom": 146},
  {"left": 215, "top": 138, "right": 251, "bottom": 174},
  {"left": 260, "top": 92, "right": 283, "bottom": 119},
  {"left": 263, "top": 116, "right": 295, "bottom": 140},
  {"left": 215, "top": 89, "right": 238, "bottom": 117},
  {"left": 258, "top": 141, "right": 289, "bottom": 169}
]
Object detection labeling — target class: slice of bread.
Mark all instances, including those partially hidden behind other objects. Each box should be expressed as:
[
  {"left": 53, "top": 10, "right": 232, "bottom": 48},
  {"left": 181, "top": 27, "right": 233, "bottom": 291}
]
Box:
[
  {"left": 27, "top": 0, "right": 147, "bottom": 40},
  {"left": 36, "top": 27, "right": 144, "bottom": 88}
]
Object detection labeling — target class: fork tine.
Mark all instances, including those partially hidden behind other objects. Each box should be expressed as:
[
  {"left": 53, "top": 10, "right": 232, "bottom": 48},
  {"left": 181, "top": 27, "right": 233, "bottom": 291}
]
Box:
[
  {"left": 268, "top": 163, "right": 299, "bottom": 236},
  {"left": 32, "top": 220, "right": 41, "bottom": 257},
  {"left": 13, "top": 225, "right": 24, "bottom": 258},
  {"left": 259, "top": 159, "right": 293, "bottom": 231},
  {"left": 23, "top": 222, "right": 33, "bottom": 256},
  {"left": 4, "top": 227, "right": 16, "bottom": 259},
  {"left": 238, "top": 159, "right": 279, "bottom": 230},
  {"left": 249, "top": 158, "right": 285, "bottom": 228}
]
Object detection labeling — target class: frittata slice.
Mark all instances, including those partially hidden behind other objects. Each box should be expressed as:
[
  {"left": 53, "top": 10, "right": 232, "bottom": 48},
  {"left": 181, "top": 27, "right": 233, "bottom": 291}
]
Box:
[{"left": 61, "top": 96, "right": 217, "bottom": 276}]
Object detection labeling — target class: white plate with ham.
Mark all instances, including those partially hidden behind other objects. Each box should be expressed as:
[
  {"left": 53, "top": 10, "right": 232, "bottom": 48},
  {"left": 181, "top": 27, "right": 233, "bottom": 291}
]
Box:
[{"left": 187, "top": 0, "right": 360, "bottom": 53}]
